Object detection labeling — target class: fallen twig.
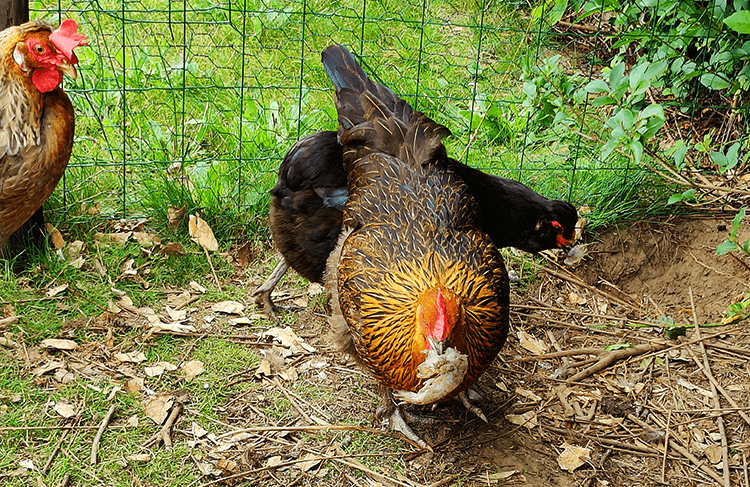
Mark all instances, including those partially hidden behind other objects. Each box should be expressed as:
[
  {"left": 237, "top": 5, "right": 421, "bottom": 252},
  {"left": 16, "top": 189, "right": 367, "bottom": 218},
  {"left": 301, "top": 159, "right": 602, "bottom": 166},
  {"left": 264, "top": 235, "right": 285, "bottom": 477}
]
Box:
[
  {"left": 197, "top": 450, "right": 419, "bottom": 487},
  {"left": 57, "top": 472, "right": 71, "bottom": 487},
  {"left": 203, "top": 247, "right": 222, "bottom": 293},
  {"left": 143, "top": 401, "right": 183, "bottom": 450},
  {"left": 566, "top": 342, "right": 668, "bottom": 383},
  {"left": 91, "top": 404, "right": 116, "bottom": 465},
  {"left": 690, "top": 288, "right": 729, "bottom": 487},
  {"left": 42, "top": 428, "right": 70, "bottom": 474}
]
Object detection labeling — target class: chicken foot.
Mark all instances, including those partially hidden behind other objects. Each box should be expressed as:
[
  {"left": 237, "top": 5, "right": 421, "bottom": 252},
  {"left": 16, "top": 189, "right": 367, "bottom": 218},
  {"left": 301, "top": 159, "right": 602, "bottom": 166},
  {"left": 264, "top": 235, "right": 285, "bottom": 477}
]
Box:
[
  {"left": 376, "top": 390, "right": 432, "bottom": 451},
  {"left": 252, "top": 260, "right": 288, "bottom": 322},
  {"left": 458, "top": 389, "right": 488, "bottom": 423}
]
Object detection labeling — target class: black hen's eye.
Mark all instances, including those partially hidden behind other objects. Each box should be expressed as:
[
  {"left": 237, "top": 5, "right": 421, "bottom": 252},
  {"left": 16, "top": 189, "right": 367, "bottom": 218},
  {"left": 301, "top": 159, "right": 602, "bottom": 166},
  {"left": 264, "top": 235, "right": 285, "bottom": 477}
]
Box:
[{"left": 34, "top": 44, "right": 45, "bottom": 54}]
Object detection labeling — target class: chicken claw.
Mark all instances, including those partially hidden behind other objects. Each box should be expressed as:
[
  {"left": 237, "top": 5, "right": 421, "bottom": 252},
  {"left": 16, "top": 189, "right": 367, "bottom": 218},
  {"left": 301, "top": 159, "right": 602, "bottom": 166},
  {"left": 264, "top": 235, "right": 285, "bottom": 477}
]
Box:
[
  {"left": 458, "top": 389, "right": 488, "bottom": 423},
  {"left": 388, "top": 406, "right": 432, "bottom": 451}
]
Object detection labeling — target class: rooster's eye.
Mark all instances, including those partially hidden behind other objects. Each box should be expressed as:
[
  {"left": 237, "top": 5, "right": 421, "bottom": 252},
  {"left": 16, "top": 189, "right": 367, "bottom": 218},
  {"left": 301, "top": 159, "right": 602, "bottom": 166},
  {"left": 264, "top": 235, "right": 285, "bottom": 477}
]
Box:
[{"left": 34, "top": 44, "right": 45, "bottom": 54}]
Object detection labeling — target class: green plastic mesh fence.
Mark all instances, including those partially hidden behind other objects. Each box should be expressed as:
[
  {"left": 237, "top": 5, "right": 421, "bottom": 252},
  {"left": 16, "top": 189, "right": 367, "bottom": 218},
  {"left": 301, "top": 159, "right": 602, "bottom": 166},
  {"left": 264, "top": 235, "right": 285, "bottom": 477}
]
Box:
[{"left": 29, "top": 1, "right": 747, "bottom": 238}]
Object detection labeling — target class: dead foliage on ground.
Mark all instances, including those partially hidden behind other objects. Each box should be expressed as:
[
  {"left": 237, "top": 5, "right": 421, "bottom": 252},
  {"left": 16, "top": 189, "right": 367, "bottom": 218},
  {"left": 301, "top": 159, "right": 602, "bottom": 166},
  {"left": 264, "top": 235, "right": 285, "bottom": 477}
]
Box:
[{"left": 0, "top": 216, "right": 748, "bottom": 486}]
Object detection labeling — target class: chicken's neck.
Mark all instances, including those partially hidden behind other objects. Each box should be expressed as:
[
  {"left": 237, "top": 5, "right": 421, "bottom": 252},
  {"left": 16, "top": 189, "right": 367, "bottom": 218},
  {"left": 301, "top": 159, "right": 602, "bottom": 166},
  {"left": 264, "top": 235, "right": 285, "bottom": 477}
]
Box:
[{"left": 0, "top": 68, "right": 43, "bottom": 158}]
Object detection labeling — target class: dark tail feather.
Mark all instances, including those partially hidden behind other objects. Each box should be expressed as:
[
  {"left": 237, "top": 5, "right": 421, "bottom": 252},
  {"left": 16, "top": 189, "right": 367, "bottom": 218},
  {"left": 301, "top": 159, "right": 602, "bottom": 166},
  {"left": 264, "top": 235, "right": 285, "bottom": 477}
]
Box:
[{"left": 322, "top": 43, "right": 451, "bottom": 168}]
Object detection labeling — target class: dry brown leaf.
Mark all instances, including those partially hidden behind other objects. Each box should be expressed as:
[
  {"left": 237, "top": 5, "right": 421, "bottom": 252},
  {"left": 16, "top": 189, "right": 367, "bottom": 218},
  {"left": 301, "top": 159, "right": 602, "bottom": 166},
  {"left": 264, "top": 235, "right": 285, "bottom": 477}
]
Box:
[
  {"left": 165, "top": 307, "right": 187, "bottom": 321},
  {"left": 32, "top": 360, "right": 65, "bottom": 376},
  {"left": 236, "top": 242, "right": 253, "bottom": 269},
  {"left": 295, "top": 454, "right": 322, "bottom": 472},
  {"left": 191, "top": 421, "right": 209, "bottom": 438},
  {"left": 265, "top": 456, "right": 283, "bottom": 468},
  {"left": 517, "top": 330, "right": 547, "bottom": 355},
  {"left": 124, "top": 378, "right": 144, "bottom": 393},
  {"left": 126, "top": 454, "right": 151, "bottom": 462},
  {"left": 45, "top": 223, "right": 65, "bottom": 249},
  {"left": 95, "top": 232, "right": 132, "bottom": 244},
  {"left": 189, "top": 281, "right": 206, "bottom": 294},
  {"left": 144, "top": 393, "right": 174, "bottom": 425},
  {"left": 40, "top": 339, "right": 78, "bottom": 350},
  {"left": 189, "top": 214, "right": 218, "bottom": 252},
  {"left": 115, "top": 351, "right": 147, "bottom": 363},
  {"left": 556, "top": 443, "right": 591, "bottom": 473},
  {"left": 133, "top": 232, "right": 161, "bottom": 247},
  {"left": 182, "top": 360, "right": 204, "bottom": 381},
  {"left": 505, "top": 410, "right": 538, "bottom": 431},
  {"left": 263, "top": 327, "right": 316, "bottom": 354},
  {"left": 167, "top": 206, "right": 186, "bottom": 231},
  {"left": 127, "top": 415, "right": 139, "bottom": 427},
  {"left": 64, "top": 240, "right": 84, "bottom": 260},
  {"left": 54, "top": 400, "right": 76, "bottom": 419},
  {"left": 211, "top": 300, "right": 244, "bottom": 315},
  {"left": 705, "top": 444, "right": 723, "bottom": 464},
  {"left": 45, "top": 283, "right": 69, "bottom": 298},
  {"left": 160, "top": 242, "right": 186, "bottom": 256}
]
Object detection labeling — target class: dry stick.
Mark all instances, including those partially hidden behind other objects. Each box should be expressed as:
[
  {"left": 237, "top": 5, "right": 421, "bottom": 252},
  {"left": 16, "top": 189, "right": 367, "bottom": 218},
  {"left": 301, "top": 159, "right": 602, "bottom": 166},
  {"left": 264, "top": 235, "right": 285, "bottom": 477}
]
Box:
[
  {"left": 143, "top": 402, "right": 183, "bottom": 450},
  {"left": 743, "top": 452, "right": 749, "bottom": 487},
  {"left": 0, "top": 425, "right": 127, "bottom": 432},
  {"left": 512, "top": 311, "right": 622, "bottom": 337},
  {"left": 197, "top": 451, "right": 418, "bottom": 487},
  {"left": 272, "top": 377, "right": 316, "bottom": 424},
  {"left": 623, "top": 330, "right": 728, "bottom": 366},
  {"left": 661, "top": 410, "right": 671, "bottom": 485},
  {"left": 513, "top": 347, "right": 603, "bottom": 362},
  {"left": 203, "top": 247, "right": 222, "bottom": 293},
  {"left": 689, "top": 287, "right": 730, "bottom": 487},
  {"left": 536, "top": 260, "right": 638, "bottom": 310},
  {"left": 90, "top": 404, "right": 117, "bottom": 465},
  {"left": 0, "top": 315, "right": 18, "bottom": 326},
  {"left": 668, "top": 440, "right": 726, "bottom": 485},
  {"left": 512, "top": 302, "right": 657, "bottom": 327},
  {"left": 566, "top": 342, "right": 667, "bottom": 383},
  {"left": 686, "top": 352, "right": 750, "bottom": 428},
  {"left": 42, "top": 428, "right": 70, "bottom": 474},
  {"left": 57, "top": 472, "right": 71, "bottom": 487},
  {"left": 541, "top": 424, "right": 657, "bottom": 455}
]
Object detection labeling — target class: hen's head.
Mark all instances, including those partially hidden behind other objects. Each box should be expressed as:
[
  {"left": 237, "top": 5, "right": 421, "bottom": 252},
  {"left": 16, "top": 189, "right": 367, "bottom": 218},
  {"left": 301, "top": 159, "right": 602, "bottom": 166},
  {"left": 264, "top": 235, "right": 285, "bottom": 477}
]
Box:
[
  {"left": 9, "top": 19, "right": 88, "bottom": 93},
  {"left": 416, "top": 287, "right": 461, "bottom": 351}
]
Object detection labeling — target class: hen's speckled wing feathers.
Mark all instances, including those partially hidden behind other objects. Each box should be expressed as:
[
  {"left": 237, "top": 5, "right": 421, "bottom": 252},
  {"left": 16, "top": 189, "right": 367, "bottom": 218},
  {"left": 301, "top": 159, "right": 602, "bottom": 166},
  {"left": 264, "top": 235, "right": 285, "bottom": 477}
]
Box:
[{"left": 323, "top": 44, "right": 509, "bottom": 399}]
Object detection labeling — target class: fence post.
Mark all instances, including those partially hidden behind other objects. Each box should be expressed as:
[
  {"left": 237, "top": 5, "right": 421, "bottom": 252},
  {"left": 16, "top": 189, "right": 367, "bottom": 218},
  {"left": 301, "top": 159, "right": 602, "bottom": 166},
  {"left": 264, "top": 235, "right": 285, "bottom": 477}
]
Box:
[{"left": 0, "top": 0, "right": 48, "bottom": 267}]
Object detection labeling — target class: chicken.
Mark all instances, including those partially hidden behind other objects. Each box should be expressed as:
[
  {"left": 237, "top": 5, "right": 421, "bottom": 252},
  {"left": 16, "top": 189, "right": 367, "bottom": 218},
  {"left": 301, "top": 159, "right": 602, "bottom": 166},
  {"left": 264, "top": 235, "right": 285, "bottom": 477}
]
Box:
[
  {"left": 322, "top": 43, "right": 510, "bottom": 447},
  {"left": 0, "top": 19, "right": 87, "bottom": 255},
  {"left": 253, "top": 130, "right": 576, "bottom": 319}
]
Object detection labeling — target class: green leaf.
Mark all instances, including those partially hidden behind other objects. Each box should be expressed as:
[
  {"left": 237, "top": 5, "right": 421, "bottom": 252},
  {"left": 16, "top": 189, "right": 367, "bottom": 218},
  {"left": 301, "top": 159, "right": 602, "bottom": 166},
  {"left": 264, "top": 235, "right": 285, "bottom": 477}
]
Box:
[
  {"left": 591, "top": 95, "right": 617, "bottom": 107},
  {"left": 724, "top": 10, "right": 750, "bottom": 34},
  {"left": 641, "top": 104, "right": 665, "bottom": 119},
  {"left": 604, "top": 343, "right": 634, "bottom": 351},
  {"left": 700, "top": 73, "right": 731, "bottom": 90},
  {"left": 732, "top": 207, "right": 746, "bottom": 235},
  {"left": 717, "top": 240, "right": 738, "bottom": 255},
  {"left": 630, "top": 139, "right": 644, "bottom": 164},
  {"left": 667, "top": 193, "right": 683, "bottom": 205},
  {"left": 585, "top": 79, "right": 610, "bottom": 93}
]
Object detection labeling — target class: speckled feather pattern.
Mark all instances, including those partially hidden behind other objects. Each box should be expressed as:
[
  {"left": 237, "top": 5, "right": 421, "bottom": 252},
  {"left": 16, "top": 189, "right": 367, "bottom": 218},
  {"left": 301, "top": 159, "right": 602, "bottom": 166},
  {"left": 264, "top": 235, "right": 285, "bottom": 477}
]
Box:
[
  {"left": 0, "top": 20, "right": 75, "bottom": 246},
  {"left": 323, "top": 44, "right": 509, "bottom": 403}
]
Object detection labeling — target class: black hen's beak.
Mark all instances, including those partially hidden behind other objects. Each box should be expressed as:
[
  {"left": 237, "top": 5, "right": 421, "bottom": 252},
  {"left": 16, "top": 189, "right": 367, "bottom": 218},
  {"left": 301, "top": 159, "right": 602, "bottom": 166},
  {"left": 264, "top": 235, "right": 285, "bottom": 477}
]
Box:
[{"left": 552, "top": 221, "right": 575, "bottom": 253}]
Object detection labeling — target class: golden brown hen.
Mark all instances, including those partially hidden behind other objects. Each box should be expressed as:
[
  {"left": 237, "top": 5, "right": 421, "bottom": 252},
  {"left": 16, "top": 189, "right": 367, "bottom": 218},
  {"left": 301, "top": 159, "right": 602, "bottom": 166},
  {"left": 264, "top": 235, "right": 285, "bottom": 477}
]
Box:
[
  {"left": 0, "top": 19, "right": 87, "bottom": 253},
  {"left": 322, "top": 44, "right": 510, "bottom": 447}
]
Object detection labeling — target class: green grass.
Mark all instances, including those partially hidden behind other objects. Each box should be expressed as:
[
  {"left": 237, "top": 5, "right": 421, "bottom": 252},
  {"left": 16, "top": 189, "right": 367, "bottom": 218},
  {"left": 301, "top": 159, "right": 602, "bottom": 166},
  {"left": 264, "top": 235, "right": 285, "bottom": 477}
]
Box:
[{"left": 26, "top": 0, "right": 670, "bottom": 245}]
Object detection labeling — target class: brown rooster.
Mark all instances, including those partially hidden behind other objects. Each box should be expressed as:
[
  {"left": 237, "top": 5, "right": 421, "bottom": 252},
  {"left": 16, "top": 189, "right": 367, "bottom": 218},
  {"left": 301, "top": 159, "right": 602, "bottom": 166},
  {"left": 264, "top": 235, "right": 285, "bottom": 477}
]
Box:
[
  {"left": 322, "top": 44, "right": 510, "bottom": 447},
  {"left": 0, "top": 19, "right": 87, "bottom": 254}
]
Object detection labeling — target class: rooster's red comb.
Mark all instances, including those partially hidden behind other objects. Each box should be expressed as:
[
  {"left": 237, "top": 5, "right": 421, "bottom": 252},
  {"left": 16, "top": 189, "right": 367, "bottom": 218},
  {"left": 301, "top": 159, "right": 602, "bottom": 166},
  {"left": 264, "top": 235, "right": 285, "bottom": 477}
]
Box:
[{"left": 49, "top": 19, "right": 88, "bottom": 62}]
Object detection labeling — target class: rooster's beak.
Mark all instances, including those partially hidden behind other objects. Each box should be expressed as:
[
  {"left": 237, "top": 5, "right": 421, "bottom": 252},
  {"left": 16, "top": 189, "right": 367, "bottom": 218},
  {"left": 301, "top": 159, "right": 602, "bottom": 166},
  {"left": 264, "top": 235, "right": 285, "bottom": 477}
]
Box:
[{"left": 57, "top": 61, "right": 77, "bottom": 80}]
